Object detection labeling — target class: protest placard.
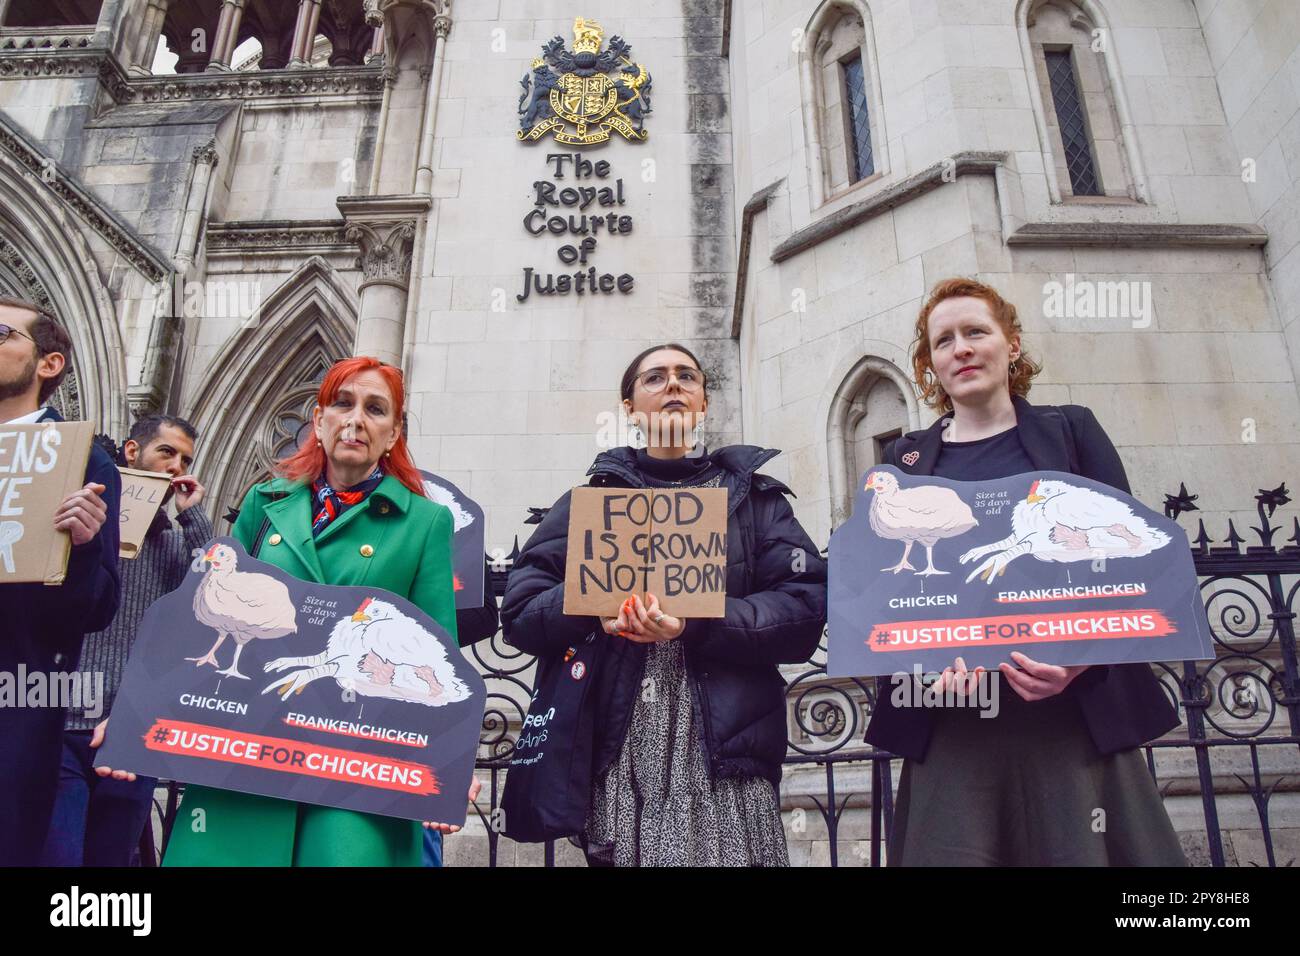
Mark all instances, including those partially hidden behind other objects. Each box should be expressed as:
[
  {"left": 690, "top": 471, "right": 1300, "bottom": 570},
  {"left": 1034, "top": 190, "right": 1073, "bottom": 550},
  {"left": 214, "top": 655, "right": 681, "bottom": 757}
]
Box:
[
  {"left": 828, "top": 465, "right": 1213, "bottom": 677},
  {"left": 562, "top": 486, "right": 728, "bottom": 618},
  {"left": 96, "top": 537, "right": 485, "bottom": 824},
  {"left": 117, "top": 467, "right": 172, "bottom": 559},
  {"left": 0, "top": 420, "right": 94, "bottom": 584},
  {"left": 418, "top": 470, "right": 485, "bottom": 609}
]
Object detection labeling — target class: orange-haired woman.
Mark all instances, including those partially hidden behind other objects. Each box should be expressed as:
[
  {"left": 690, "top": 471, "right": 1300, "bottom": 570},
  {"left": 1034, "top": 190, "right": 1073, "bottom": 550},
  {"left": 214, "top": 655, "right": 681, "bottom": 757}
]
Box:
[
  {"left": 158, "top": 357, "right": 468, "bottom": 866},
  {"left": 866, "top": 278, "right": 1185, "bottom": 865}
]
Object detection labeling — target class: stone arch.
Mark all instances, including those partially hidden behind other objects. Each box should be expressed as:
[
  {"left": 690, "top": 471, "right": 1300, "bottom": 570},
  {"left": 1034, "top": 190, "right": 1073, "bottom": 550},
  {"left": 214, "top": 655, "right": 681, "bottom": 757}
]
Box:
[
  {"left": 0, "top": 150, "right": 128, "bottom": 434},
  {"left": 1016, "top": 0, "right": 1150, "bottom": 203},
  {"left": 825, "top": 352, "right": 921, "bottom": 529},
  {"left": 798, "top": 0, "right": 889, "bottom": 207},
  {"left": 185, "top": 256, "right": 357, "bottom": 523}
]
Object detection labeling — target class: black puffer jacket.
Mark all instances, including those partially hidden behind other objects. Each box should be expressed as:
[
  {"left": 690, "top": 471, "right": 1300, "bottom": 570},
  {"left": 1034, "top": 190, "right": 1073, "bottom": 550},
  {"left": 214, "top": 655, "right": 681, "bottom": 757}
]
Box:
[{"left": 501, "top": 445, "right": 828, "bottom": 786}]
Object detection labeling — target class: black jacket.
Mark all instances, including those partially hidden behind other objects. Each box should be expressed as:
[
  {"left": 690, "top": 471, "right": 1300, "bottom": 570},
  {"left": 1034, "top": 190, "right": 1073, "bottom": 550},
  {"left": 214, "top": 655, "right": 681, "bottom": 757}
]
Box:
[
  {"left": 0, "top": 406, "right": 121, "bottom": 865},
  {"left": 864, "top": 395, "right": 1181, "bottom": 760},
  {"left": 501, "top": 445, "right": 828, "bottom": 786}
]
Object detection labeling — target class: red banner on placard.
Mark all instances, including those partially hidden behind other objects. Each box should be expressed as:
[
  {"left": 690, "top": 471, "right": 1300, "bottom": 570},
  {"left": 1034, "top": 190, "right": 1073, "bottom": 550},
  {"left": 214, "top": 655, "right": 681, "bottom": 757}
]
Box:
[
  {"left": 142, "top": 718, "right": 439, "bottom": 795},
  {"left": 867, "top": 609, "right": 1176, "bottom": 653}
]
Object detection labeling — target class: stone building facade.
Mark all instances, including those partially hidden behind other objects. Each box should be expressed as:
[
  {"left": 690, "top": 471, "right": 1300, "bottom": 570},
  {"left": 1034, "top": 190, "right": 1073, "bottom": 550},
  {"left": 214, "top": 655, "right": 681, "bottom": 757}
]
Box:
[{"left": 1, "top": 0, "right": 1296, "bottom": 865}]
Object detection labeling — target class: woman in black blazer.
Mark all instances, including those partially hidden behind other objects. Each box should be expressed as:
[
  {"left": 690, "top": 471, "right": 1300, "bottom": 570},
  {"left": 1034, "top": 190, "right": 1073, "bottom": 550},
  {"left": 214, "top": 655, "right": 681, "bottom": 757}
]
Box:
[{"left": 865, "top": 277, "right": 1186, "bottom": 866}]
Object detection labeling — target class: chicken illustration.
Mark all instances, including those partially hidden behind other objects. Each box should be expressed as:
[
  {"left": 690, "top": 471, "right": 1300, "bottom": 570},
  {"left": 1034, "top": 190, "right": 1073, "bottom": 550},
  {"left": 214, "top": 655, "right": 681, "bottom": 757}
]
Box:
[
  {"left": 421, "top": 479, "right": 476, "bottom": 533},
  {"left": 864, "top": 471, "right": 979, "bottom": 575},
  {"left": 262, "top": 596, "right": 469, "bottom": 707},
  {"left": 960, "top": 478, "right": 1171, "bottom": 584},
  {"left": 188, "top": 543, "right": 298, "bottom": 679}
]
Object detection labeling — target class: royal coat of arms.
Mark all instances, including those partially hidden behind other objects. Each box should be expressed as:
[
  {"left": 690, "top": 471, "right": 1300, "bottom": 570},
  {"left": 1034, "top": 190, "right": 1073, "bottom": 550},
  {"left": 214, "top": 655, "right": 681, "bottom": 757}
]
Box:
[{"left": 517, "top": 17, "right": 652, "bottom": 146}]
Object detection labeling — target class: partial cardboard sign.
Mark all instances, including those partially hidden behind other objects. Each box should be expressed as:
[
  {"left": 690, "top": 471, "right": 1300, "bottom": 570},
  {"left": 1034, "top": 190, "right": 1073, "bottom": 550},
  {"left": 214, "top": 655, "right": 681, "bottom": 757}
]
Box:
[
  {"left": 118, "top": 467, "right": 171, "bottom": 559},
  {"left": 562, "top": 486, "right": 729, "bottom": 618},
  {"left": 828, "top": 466, "right": 1214, "bottom": 677},
  {"left": 97, "top": 537, "right": 486, "bottom": 824},
  {"left": 0, "top": 420, "right": 94, "bottom": 585},
  {"left": 418, "top": 471, "right": 485, "bottom": 609}
]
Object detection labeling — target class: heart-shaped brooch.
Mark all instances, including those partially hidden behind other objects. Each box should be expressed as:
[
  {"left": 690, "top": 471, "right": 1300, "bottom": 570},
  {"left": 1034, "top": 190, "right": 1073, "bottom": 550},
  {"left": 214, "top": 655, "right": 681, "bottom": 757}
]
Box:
[{"left": 901, "top": 450, "right": 920, "bottom": 466}]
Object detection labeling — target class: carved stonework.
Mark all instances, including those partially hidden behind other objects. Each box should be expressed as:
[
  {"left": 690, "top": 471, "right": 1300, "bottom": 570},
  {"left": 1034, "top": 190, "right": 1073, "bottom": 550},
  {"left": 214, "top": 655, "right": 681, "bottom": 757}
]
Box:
[
  {"left": 0, "top": 121, "right": 170, "bottom": 283},
  {"left": 130, "top": 65, "right": 385, "bottom": 104},
  {"left": 192, "top": 140, "right": 219, "bottom": 167},
  {"left": 0, "top": 237, "right": 54, "bottom": 309},
  {"left": 205, "top": 219, "right": 353, "bottom": 255},
  {"left": 0, "top": 33, "right": 94, "bottom": 52},
  {"left": 345, "top": 220, "right": 417, "bottom": 287}
]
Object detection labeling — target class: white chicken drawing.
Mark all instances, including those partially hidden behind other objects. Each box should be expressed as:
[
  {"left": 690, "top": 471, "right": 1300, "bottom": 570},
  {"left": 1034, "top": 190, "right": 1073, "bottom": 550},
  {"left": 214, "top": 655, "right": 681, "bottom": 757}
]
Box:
[
  {"left": 960, "top": 478, "right": 1172, "bottom": 584},
  {"left": 421, "top": 479, "right": 476, "bottom": 533},
  {"left": 188, "top": 542, "right": 298, "bottom": 679},
  {"left": 864, "top": 471, "right": 979, "bottom": 575},
  {"left": 262, "top": 596, "right": 469, "bottom": 707}
]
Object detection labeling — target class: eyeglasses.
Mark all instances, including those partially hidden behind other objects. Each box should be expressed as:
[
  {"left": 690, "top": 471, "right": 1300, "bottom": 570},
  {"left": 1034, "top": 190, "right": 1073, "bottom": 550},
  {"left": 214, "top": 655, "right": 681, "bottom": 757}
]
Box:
[
  {"left": 634, "top": 365, "right": 706, "bottom": 394},
  {"left": 0, "top": 324, "right": 32, "bottom": 346}
]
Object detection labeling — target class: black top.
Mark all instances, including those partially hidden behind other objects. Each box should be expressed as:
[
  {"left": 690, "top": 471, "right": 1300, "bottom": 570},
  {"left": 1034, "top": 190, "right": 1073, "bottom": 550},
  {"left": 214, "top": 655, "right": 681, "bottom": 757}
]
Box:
[
  {"left": 934, "top": 425, "right": 1035, "bottom": 482},
  {"left": 634, "top": 446, "right": 722, "bottom": 487}
]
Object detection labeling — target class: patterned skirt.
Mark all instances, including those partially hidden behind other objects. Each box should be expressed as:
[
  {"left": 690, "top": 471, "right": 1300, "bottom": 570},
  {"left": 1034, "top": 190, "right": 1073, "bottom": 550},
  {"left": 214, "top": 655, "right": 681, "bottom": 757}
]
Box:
[
  {"left": 888, "top": 689, "right": 1187, "bottom": 866},
  {"left": 584, "top": 639, "right": 788, "bottom": 867}
]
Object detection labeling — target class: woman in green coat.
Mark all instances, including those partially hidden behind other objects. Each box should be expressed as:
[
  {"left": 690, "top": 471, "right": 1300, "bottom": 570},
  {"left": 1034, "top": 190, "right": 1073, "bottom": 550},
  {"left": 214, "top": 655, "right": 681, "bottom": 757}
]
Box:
[{"left": 153, "top": 356, "right": 467, "bottom": 866}]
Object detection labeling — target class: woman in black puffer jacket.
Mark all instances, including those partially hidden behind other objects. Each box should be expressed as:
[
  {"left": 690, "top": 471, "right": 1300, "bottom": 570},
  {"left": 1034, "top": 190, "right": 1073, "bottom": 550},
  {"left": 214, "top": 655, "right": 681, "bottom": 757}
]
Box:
[{"left": 501, "top": 343, "right": 827, "bottom": 867}]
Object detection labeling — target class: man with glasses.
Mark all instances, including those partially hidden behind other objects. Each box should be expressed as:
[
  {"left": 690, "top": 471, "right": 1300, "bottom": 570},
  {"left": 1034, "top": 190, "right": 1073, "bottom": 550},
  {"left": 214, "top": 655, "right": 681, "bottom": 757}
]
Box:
[{"left": 0, "top": 296, "right": 121, "bottom": 866}]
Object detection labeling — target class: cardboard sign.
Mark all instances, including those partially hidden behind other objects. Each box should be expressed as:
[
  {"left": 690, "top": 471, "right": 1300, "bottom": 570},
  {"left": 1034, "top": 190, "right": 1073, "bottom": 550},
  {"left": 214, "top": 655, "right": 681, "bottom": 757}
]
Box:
[
  {"left": 562, "top": 486, "right": 729, "bottom": 618},
  {"left": 97, "top": 537, "right": 486, "bottom": 825},
  {"left": 0, "top": 420, "right": 94, "bottom": 585},
  {"left": 418, "top": 471, "right": 485, "bottom": 609},
  {"left": 828, "top": 466, "right": 1213, "bottom": 677},
  {"left": 117, "top": 467, "right": 171, "bottom": 559}
]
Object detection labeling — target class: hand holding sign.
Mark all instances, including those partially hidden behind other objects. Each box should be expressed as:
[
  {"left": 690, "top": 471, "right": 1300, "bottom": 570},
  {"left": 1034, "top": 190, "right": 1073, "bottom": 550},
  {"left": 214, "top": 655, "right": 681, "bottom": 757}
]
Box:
[
  {"left": 54, "top": 481, "right": 108, "bottom": 546},
  {"left": 601, "top": 592, "right": 685, "bottom": 643},
  {"left": 172, "top": 474, "right": 205, "bottom": 512},
  {"left": 998, "top": 651, "right": 1088, "bottom": 702}
]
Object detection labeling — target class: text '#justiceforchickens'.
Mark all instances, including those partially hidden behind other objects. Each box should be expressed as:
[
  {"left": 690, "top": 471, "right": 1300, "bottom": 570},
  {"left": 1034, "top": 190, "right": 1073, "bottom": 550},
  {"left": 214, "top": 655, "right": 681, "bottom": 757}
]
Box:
[
  {"left": 92, "top": 537, "right": 486, "bottom": 825},
  {"left": 827, "top": 466, "right": 1214, "bottom": 678}
]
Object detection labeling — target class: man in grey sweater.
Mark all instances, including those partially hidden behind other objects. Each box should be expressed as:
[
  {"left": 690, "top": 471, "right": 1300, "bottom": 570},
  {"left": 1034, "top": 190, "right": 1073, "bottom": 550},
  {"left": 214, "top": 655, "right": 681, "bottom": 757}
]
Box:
[{"left": 40, "top": 414, "right": 213, "bottom": 866}]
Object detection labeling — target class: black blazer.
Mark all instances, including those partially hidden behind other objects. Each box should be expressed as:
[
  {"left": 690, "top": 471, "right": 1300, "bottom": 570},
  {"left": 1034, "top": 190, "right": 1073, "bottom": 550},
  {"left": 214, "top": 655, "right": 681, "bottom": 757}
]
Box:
[{"left": 863, "top": 395, "right": 1181, "bottom": 760}]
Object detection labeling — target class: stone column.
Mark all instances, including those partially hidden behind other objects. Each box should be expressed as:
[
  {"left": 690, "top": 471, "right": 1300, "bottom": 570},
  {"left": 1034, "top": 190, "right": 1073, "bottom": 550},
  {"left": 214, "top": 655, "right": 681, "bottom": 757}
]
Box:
[
  {"left": 206, "top": 0, "right": 246, "bottom": 72},
  {"left": 339, "top": 195, "right": 432, "bottom": 366},
  {"left": 366, "top": 24, "right": 385, "bottom": 63},
  {"left": 288, "top": 0, "right": 322, "bottom": 69},
  {"left": 129, "top": 0, "right": 170, "bottom": 77},
  {"left": 174, "top": 142, "right": 219, "bottom": 271},
  {"left": 413, "top": 13, "right": 450, "bottom": 195},
  {"left": 0, "top": 1, "right": 11, "bottom": 27}
]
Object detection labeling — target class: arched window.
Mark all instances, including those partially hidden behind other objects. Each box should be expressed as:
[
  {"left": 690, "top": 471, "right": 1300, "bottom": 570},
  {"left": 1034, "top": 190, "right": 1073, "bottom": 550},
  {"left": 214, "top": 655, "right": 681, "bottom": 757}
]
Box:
[
  {"left": 185, "top": 257, "right": 357, "bottom": 520},
  {"left": 1022, "top": 0, "right": 1140, "bottom": 202},
  {"left": 800, "top": 1, "right": 888, "bottom": 207},
  {"left": 827, "top": 356, "right": 915, "bottom": 528}
]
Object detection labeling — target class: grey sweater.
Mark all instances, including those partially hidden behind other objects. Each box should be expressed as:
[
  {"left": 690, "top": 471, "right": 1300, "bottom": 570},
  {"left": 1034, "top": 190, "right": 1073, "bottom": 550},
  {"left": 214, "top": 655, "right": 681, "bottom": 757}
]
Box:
[{"left": 65, "top": 505, "right": 213, "bottom": 731}]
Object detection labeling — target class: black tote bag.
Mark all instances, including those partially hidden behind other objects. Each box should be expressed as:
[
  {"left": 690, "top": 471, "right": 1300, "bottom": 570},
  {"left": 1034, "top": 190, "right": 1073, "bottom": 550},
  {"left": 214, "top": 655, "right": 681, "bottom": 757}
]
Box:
[{"left": 499, "top": 633, "right": 601, "bottom": 843}]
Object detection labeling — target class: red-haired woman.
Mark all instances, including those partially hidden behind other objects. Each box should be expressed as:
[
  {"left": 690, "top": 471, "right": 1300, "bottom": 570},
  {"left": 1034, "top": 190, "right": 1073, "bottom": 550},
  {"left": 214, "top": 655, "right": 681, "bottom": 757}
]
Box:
[
  {"left": 866, "top": 278, "right": 1186, "bottom": 866},
  {"left": 156, "top": 357, "right": 469, "bottom": 866}
]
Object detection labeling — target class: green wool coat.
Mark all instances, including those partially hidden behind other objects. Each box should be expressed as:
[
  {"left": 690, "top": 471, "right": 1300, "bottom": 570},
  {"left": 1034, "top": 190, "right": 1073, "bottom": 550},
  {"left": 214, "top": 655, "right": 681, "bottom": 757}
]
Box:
[{"left": 163, "top": 474, "right": 458, "bottom": 867}]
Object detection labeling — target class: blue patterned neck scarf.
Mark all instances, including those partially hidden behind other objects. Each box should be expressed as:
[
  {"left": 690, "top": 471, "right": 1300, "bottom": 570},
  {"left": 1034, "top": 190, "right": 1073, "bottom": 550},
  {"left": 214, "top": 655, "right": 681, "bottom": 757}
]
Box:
[{"left": 311, "top": 466, "right": 384, "bottom": 536}]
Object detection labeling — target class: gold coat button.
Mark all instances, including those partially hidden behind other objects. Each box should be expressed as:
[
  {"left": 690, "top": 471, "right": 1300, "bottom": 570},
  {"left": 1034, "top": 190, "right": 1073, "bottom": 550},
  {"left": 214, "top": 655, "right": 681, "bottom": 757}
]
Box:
[
  {"left": 360, "top": 544, "right": 374, "bottom": 558},
  {"left": 268, "top": 533, "right": 282, "bottom": 546}
]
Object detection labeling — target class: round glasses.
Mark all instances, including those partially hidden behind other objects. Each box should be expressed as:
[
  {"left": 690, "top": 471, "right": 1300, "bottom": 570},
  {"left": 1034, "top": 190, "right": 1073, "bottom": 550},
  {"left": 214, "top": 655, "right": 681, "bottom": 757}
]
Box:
[{"left": 634, "top": 365, "right": 706, "bottom": 394}]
